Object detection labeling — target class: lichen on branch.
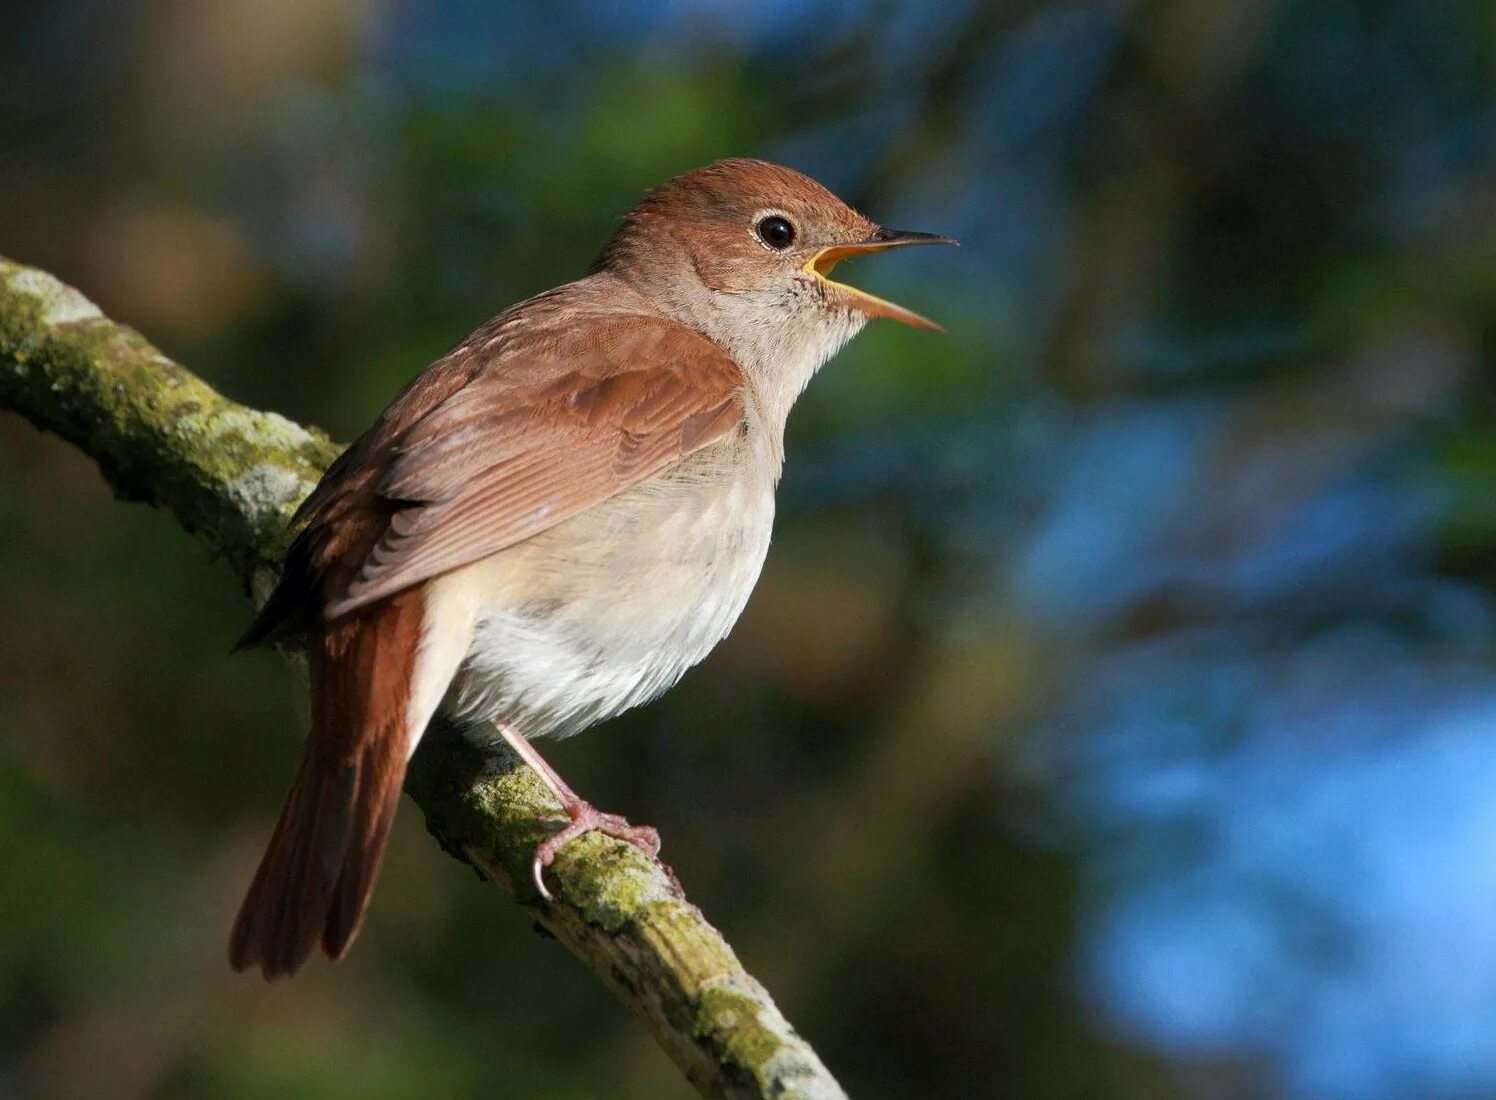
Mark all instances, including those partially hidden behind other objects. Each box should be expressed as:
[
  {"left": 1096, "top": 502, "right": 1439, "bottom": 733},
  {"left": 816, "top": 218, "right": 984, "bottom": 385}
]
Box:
[{"left": 0, "top": 256, "right": 846, "bottom": 1100}]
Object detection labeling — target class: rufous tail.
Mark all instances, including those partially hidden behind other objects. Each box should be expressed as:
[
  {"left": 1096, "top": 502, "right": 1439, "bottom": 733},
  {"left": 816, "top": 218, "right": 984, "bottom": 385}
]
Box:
[{"left": 229, "top": 590, "right": 421, "bottom": 979}]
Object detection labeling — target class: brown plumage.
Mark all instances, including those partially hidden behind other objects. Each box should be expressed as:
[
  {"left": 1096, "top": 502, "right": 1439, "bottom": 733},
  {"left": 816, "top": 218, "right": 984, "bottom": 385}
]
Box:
[
  {"left": 229, "top": 158, "right": 953, "bottom": 978},
  {"left": 231, "top": 303, "right": 745, "bottom": 976},
  {"left": 241, "top": 305, "right": 744, "bottom": 644},
  {"left": 230, "top": 588, "right": 421, "bottom": 977}
]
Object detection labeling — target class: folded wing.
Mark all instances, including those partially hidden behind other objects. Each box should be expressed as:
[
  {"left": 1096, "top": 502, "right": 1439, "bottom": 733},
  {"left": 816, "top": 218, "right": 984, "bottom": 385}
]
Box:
[{"left": 240, "top": 306, "right": 746, "bottom": 644}]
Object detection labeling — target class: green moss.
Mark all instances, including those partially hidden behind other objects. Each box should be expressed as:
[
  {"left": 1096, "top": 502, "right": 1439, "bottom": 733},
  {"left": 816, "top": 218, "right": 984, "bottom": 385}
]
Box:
[
  {"left": 1, "top": 258, "right": 341, "bottom": 576},
  {"left": 695, "top": 984, "right": 784, "bottom": 1084},
  {"left": 1, "top": 255, "right": 848, "bottom": 1100},
  {"left": 561, "top": 840, "right": 664, "bottom": 932}
]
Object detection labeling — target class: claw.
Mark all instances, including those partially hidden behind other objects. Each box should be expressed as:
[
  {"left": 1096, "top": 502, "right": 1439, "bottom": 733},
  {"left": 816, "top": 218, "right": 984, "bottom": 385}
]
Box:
[{"left": 530, "top": 802, "right": 661, "bottom": 901}]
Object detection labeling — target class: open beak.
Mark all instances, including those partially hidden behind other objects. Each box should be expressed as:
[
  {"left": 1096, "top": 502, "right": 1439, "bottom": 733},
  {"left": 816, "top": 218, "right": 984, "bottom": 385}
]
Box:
[{"left": 802, "top": 228, "right": 958, "bottom": 332}]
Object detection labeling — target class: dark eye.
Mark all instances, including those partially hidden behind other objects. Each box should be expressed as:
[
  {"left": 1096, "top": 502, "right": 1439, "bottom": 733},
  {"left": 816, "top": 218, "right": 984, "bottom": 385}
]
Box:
[{"left": 755, "top": 215, "right": 796, "bottom": 250}]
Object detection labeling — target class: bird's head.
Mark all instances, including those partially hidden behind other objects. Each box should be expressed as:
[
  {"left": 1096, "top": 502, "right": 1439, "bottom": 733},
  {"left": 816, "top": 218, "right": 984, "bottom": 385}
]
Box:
[{"left": 594, "top": 159, "right": 955, "bottom": 382}]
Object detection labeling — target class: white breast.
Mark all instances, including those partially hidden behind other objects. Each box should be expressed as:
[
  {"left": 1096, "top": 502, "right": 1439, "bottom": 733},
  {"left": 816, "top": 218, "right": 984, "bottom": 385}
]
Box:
[
  {"left": 413, "top": 307, "right": 864, "bottom": 746},
  {"left": 434, "top": 428, "right": 777, "bottom": 739}
]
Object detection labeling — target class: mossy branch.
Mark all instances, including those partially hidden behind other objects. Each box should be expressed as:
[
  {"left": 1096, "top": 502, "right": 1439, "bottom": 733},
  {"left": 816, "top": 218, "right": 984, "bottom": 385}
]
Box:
[{"left": 0, "top": 257, "right": 846, "bottom": 1100}]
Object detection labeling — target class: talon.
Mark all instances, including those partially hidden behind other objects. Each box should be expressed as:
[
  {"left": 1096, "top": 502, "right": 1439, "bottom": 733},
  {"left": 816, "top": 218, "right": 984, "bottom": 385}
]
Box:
[
  {"left": 532, "top": 854, "right": 553, "bottom": 901},
  {"left": 530, "top": 802, "right": 662, "bottom": 901}
]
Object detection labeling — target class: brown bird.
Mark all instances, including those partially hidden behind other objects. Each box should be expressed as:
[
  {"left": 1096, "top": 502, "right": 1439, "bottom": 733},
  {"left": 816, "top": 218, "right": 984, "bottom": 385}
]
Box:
[{"left": 229, "top": 158, "right": 954, "bottom": 978}]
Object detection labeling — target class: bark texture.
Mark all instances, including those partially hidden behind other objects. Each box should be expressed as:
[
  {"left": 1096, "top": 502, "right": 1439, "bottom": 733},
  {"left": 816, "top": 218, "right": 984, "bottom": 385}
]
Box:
[{"left": 0, "top": 256, "right": 846, "bottom": 1100}]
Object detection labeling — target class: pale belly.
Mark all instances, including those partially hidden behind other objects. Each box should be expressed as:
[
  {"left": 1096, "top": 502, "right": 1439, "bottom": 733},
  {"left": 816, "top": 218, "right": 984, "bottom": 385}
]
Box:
[{"left": 434, "top": 444, "right": 776, "bottom": 739}]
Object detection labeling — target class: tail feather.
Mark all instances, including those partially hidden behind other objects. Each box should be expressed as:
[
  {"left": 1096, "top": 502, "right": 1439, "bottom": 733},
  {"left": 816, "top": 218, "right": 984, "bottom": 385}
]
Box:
[
  {"left": 322, "top": 731, "right": 404, "bottom": 959},
  {"left": 229, "top": 590, "right": 422, "bottom": 979},
  {"left": 228, "top": 742, "right": 397, "bottom": 978}
]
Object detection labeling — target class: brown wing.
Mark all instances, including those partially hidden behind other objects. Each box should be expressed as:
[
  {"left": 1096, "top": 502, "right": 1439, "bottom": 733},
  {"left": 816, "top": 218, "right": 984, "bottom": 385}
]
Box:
[{"left": 240, "top": 295, "right": 745, "bottom": 644}]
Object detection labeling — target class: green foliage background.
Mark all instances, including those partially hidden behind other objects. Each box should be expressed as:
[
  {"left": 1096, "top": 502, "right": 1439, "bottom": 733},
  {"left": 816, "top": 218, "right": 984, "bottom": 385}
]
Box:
[{"left": 2, "top": 2, "right": 1494, "bottom": 1098}]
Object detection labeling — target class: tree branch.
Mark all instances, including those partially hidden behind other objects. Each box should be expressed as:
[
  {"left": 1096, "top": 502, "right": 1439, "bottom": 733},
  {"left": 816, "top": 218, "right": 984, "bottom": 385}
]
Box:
[{"left": 0, "top": 256, "right": 847, "bottom": 1100}]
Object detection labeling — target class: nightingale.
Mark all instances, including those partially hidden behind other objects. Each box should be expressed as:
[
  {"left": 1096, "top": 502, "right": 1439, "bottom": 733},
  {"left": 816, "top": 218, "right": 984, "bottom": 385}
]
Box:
[{"left": 229, "top": 158, "right": 954, "bottom": 978}]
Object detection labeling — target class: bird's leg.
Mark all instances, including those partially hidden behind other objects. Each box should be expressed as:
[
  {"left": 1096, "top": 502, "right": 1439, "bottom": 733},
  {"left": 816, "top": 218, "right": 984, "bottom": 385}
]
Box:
[{"left": 492, "top": 720, "right": 661, "bottom": 900}]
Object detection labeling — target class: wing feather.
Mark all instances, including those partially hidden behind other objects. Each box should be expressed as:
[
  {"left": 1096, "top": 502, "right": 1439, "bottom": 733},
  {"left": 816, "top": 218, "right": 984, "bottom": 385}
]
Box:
[
  {"left": 239, "top": 285, "right": 748, "bottom": 646},
  {"left": 300, "top": 308, "right": 745, "bottom": 621}
]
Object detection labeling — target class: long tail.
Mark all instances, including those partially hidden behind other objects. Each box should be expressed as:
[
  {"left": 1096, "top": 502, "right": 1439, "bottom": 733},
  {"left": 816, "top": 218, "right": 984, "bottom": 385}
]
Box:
[{"left": 229, "top": 589, "right": 423, "bottom": 979}]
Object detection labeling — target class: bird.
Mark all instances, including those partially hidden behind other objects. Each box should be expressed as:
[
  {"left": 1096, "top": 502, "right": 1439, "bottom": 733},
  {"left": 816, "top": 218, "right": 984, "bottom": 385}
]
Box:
[{"left": 228, "top": 157, "right": 954, "bottom": 979}]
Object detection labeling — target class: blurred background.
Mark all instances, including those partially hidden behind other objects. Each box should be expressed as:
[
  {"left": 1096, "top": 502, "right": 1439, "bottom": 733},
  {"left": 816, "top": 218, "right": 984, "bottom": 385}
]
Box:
[{"left": 2, "top": 1, "right": 1495, "bottom": 1097}]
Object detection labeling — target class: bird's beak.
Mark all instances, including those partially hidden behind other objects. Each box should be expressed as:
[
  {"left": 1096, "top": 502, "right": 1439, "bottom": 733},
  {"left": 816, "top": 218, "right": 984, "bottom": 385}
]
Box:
[{"left": 802, "top": 228, "right": 958, "bottom": 332}]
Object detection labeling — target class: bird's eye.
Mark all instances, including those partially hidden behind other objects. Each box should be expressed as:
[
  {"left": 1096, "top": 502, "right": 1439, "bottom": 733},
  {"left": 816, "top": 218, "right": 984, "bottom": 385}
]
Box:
[{"left": 755, "top": 215, "right": 796, "bottom": 250}]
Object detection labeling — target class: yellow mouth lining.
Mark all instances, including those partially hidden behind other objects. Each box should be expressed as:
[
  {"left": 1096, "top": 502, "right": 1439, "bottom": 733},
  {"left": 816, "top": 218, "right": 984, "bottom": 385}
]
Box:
[{"left": 802, "top": 250, "right": 943, "bottom": 332}]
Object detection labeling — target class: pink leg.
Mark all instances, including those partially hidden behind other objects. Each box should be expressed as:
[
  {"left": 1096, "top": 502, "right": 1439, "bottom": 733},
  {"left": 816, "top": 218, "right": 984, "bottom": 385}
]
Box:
[{"left": 493, "top": 720, "right": 661, "bottom": 900}]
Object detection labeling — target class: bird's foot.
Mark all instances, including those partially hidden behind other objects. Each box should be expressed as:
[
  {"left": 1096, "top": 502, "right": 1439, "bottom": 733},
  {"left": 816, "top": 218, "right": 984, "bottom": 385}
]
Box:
[{"left": 532, "top": 801, "right": 661, "bottom": 900}]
